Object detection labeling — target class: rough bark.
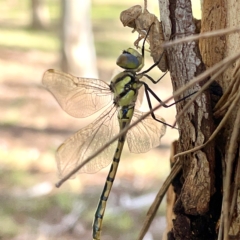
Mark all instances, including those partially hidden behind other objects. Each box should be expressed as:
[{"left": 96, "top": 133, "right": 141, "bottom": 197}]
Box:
[
  {"left": 160, "top": 0, "right": 240, "bottom": 239},
  {"left": 200, "top": 0, "right": 240, "bottom": 239},
  {"left": 160, "top": 0, "right": 222, "bottom": 239}
]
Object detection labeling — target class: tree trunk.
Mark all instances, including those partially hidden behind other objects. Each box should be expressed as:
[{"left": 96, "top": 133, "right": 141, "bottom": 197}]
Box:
[
  {"left": 159, "top": 0, "right": 240, "bottom": 239},
  {"left": 60, "top": 0, "right": 98, "bottom": 78},
  {"left": 31, "top": 0, "right": 49, "bottom": 29}
]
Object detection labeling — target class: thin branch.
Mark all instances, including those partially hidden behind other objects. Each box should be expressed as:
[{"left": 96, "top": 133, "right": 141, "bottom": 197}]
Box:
[
  {"left": 173, "top": 58, "right": 232, "bottom": 126},
  {"left": 56, "top": 49, "right": 240, "bottom": 188},
  {"left": 223, "top": 93, "right": 240, "bottom": 240},
  {"left": 173, "top": 78, "right": 240, "bottom": 160},
  {"left": 137, "top": 158, "right": 182, "bottom": 240},
  {"left": 163, "top": 26, "right": 240, "bottom": 48}
]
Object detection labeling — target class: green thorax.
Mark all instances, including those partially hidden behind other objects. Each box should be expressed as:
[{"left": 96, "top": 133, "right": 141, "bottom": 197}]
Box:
[{"left": 110, "top": 71, "right": 142, "bottom": 108}]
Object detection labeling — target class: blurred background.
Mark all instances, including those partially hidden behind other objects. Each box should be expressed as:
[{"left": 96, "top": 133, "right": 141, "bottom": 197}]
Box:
[{"left": 0, "top": 0, "right": 200, "bottom": 239}]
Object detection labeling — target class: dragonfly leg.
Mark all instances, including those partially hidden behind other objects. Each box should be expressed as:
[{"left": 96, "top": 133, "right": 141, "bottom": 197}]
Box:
[
  {"left": 142, "top": 71, "right": 168, "bottom": 84},
  {"left": 139, "top": 22, "right": 167, "bottom": 75},
  {"left": 140, "top": 50, "right": 167, "bottom": 75},
  {"left": 140, "top": 22, "right": 154, "bottom": 63},
  {"left": 142, "top": 81, "right": 196, "bottom": 108},
  {"left": 141, "top": 81, "right": 196, "bottom": 128}
]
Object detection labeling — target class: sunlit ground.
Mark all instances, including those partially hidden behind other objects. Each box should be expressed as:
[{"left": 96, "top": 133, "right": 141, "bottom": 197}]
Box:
[{"left": 0, "top": 0, "right": 201, "bottom": 239}]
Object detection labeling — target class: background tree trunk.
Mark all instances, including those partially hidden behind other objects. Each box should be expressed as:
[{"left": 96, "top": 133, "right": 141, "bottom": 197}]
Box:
[
  {"left": 60, "top": 0, "right": 98, "bottom": 78},
  {"left": 31, "top": 0, "right": 49, "bottom": 29},
  {"left": 160, "top": 0, "right": 240, "bottom": 239}
]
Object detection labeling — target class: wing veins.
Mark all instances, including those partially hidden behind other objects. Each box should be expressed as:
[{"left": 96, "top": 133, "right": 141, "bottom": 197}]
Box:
[{"left": 80, "top": 105, "right": 118, "bottom": 160}]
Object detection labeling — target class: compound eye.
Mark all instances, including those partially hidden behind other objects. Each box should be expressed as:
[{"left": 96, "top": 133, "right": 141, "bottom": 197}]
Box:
[{"left": 116, "top": 53, "right": 140, "bottom": 69}]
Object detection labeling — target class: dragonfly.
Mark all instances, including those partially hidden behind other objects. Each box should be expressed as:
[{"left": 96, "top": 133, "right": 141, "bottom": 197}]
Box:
[{"left": 42, "top": 26, "right": 183, "bottom": 240}]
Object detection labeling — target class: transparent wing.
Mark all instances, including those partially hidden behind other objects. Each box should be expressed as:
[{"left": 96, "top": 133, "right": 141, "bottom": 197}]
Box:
[
  {"left": 42, "top": 69, "right": 112, "bottom": 118},
  {"left": 56, "top": 105, "right": 119, "bottom": 178},
  {"left": 135, "top": 82, "right": 144, "bottom": 109},
  {"left": 127, "top": 109, "right": 167, "bottom": 153}
]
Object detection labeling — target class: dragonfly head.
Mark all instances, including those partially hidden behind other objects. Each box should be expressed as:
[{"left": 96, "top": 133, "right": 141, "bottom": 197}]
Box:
[{"left": 116, "top": 48, "right": 144, "bottom": 72}]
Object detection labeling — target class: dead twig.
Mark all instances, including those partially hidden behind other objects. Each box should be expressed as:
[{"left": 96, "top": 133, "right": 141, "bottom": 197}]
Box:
[{"left": 137, "top": 153, "right": 181, "bottom": 240}]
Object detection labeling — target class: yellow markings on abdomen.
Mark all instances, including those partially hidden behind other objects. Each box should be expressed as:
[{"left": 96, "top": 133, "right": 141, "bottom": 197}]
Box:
[{"left": 92, "top": 139, "right": 125, "bottom": 240}]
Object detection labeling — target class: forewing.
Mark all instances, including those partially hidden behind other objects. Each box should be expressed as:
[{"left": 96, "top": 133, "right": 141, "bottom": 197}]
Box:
[
  {"left": 56, "top": 105, "right": 119, "bottom": 178},
  {"left": 42, "top": 69, "right": 112, "bottom": 118},
  {"left": 127, "top": 109, "right": 167, "bottom": 153}
]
